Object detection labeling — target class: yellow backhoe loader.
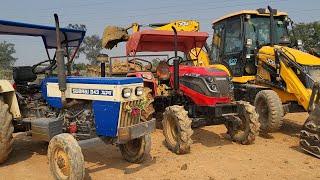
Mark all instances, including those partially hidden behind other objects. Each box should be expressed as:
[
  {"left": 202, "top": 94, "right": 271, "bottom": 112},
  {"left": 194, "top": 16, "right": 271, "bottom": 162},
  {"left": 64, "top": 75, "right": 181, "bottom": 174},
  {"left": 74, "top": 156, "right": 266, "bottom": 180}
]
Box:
[{"left": 207, "top": 6, "right": 320, "bottom": 158}]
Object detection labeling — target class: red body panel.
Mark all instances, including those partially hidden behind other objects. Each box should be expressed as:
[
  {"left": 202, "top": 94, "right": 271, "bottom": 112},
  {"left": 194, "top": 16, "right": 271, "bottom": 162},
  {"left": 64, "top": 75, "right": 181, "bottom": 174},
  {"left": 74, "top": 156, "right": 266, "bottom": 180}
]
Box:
[
  {"left": 180, "top": 84, "right": 231, "bottom": 106},
  {"left": 127, "top": 65, "right": 232, "bottom": 106},
  {"left": 170, "top": 65, "right": 232, "bottom": 106}
]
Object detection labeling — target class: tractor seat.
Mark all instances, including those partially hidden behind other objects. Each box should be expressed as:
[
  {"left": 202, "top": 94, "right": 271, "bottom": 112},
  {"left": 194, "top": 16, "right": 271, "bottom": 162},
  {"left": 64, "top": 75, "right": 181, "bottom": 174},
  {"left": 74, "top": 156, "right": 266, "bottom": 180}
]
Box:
[{"left": 13, "top": 66, "right": 37, "bottom": 84}]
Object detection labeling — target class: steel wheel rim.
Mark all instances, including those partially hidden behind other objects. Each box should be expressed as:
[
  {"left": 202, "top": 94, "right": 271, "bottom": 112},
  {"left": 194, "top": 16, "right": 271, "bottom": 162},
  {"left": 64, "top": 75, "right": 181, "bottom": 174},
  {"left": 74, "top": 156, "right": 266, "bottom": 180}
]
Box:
[
  {"left": 166, "top": 116, "right": 179, "bottom": 146},
  {"left": 53, "top": 147, "right": 70, "bottom": 179}
]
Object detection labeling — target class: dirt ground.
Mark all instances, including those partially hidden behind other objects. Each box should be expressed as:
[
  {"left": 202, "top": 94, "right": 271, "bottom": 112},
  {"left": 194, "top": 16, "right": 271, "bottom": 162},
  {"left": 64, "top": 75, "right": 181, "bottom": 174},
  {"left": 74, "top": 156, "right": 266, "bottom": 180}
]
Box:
[{"left": 0, "top": 112, "right": 319, "bottom": 180}]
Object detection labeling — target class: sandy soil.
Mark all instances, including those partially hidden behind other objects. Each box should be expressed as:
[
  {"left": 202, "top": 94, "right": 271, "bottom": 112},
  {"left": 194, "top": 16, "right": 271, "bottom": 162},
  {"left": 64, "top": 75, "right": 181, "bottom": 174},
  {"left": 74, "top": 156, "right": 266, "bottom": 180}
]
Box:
[{"left": 0, "top": 112, "right": 319, "bottom": 180}]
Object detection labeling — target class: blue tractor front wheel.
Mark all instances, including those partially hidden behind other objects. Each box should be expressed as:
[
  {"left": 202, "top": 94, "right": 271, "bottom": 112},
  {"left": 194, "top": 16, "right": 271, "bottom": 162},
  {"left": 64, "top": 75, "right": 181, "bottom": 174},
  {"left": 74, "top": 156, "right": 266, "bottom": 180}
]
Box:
[{"left": 48, "top": 133, "right": 85, "bottom": 180}]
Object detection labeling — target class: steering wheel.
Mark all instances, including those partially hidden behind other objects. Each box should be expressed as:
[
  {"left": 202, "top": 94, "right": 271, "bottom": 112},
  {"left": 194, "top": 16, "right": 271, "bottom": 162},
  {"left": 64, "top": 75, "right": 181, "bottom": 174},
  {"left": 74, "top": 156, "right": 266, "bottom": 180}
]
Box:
[
  {"left": 128, "top": 58, "right": 153, "bottom": 71},
  {"left": 166, "top": 56, "right": 184, "bottom": 66},
  {"left": 32, "top": 59, "right": 56, "bottom": 74}
]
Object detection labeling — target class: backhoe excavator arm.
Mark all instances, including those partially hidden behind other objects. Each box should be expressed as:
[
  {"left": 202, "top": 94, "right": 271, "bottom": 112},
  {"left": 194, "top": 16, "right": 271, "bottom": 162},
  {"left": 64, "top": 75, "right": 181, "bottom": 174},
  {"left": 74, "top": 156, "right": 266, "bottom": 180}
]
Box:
[{"left": 102, "top": 20, "right": 200, "bottom": 49}]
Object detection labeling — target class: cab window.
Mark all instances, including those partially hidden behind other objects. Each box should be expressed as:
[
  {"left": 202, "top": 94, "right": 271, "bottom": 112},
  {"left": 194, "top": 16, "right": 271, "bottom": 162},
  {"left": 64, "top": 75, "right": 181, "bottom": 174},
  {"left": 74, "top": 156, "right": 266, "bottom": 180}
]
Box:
[
  {"left": 211, "top": 23, "right": 224, "bottom": 62},
  {"left": 224, "top": 18, "right": 242, "bottom": 53}
]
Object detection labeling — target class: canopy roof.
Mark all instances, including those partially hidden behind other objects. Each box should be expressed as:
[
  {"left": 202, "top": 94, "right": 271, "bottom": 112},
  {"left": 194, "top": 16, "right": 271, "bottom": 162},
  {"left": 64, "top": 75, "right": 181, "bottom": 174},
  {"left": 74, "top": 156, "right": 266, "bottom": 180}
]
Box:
[
  {"left": 126, "top": 30, "right": 209, "bottom": 55},
  {"left": 212, "top": 9, "right": 288, "bottom": 24},
  {"left": 0, "top": 19, "right": 86, "bottom": 49}
]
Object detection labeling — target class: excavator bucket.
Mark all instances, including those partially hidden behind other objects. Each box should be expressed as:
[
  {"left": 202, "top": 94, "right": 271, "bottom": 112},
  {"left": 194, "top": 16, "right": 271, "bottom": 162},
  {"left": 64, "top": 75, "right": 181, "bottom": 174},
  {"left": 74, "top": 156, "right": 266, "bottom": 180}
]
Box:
[
  {"left": 300, "top": 106, "right": 320, "bottom": 158},
  {"left": 300, "top": 83, "right": 320, "bottom": 158},
  {"left": 102, "top": 26, "right": 129, "bottom": 49}
]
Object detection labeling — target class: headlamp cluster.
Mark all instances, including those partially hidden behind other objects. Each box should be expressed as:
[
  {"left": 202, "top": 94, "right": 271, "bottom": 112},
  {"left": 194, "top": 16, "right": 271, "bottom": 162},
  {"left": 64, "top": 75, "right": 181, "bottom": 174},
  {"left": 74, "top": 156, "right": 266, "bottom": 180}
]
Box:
[{"left": 122, "top": 87, "right": 144, "bottom": 98}]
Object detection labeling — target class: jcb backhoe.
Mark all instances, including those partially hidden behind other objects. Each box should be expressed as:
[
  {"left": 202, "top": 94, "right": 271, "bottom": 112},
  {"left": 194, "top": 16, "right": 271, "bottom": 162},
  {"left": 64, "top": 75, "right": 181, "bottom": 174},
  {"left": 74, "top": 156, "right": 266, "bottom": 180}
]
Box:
[{"left": 207, "top": 6, "right": 320, "bottom": 158}]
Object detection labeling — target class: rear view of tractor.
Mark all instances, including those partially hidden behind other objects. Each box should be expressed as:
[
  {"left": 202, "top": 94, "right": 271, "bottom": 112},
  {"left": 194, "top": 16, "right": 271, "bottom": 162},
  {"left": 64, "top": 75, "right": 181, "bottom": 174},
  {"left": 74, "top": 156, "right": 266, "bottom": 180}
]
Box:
[
  {"left": 210, "top": 6, "right": 320, "bottom": 157},
  {"left": 102, "top": 25, "right": 260, "bottom": 154}
]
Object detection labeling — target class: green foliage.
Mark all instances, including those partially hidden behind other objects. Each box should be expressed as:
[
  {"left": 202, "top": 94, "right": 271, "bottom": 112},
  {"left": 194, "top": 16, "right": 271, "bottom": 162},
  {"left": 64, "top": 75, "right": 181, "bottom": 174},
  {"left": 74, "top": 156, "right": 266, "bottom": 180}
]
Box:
[
  {"left": 66, "top": 24, "right": 87, "bottom": 31},
  {"left": 79, "top": 35, "right": 103, "bottom": 65},
  {"left": 73, "top": 63, "right": 87, "bottom": 71},
  {"left": 65, "top": 24, "right": 87, "bottom": 59},
  {"left": 0, "top": 41, "right": 17, "bottom": 69},
  {"left": 291, "top": 21, "right": 320, "bottom": 53}
]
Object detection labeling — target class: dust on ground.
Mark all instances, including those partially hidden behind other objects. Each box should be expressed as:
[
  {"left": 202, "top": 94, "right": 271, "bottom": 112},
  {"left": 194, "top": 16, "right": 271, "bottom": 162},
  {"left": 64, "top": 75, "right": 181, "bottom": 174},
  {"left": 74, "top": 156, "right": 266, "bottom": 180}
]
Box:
[{"left": 0, "top": 112, "right": 319, "bottom": 180}]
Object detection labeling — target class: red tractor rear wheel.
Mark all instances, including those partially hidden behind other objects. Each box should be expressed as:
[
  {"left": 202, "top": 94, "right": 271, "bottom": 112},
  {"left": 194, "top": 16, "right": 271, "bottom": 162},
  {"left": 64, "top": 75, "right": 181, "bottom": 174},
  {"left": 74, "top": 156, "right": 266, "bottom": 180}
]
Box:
[{"left": 225, "top": 101, "right": 260, "bottom": 145}]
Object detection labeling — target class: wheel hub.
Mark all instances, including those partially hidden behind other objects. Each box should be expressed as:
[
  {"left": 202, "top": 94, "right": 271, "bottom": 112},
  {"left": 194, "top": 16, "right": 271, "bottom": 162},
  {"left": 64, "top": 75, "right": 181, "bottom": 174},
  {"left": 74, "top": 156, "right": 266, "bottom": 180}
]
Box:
[{"left": 54, "top": 148, "right": 70, "bottom": 178}]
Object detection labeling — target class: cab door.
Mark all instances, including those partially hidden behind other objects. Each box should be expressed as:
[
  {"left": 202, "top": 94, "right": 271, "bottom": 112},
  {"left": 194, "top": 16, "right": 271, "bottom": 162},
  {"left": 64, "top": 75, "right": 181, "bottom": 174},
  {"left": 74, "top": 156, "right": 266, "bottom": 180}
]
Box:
[{"left": 221, "top": 17, "right": 244, "bottom": 77}]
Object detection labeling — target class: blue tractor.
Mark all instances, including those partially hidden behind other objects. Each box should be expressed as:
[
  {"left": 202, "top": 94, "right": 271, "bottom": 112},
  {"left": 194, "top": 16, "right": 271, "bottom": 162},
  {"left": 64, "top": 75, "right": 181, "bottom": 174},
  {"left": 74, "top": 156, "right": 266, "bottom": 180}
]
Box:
[{"left": 0, "top": 15, "right": 155, "bottom": 179}]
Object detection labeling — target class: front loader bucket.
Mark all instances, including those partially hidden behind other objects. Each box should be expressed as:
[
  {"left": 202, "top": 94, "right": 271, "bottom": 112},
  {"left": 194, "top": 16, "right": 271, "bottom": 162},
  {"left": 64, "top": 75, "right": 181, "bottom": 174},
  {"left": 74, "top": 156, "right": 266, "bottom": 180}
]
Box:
[
  {"left": 300, "top": 105, "right": 320, "bottom": 158},
  {"left": 102, "top": 26, "right": 130, "bottom": 49}
]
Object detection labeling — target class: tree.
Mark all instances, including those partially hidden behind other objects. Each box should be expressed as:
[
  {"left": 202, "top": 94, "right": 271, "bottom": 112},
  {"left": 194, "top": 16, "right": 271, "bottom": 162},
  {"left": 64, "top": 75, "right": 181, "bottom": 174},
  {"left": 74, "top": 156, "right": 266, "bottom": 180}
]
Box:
[
  {"left": 0, "top": 41, "right": 17, "bottom": 69},
  {"left": 291, "top": 21, "right": 320, "bottom": 54},
  {"left": 65, "top": 24, "right": 87, "bottom": 60},
  {"left": 79, "top": 35, "right": 103, "bottom": 65}
]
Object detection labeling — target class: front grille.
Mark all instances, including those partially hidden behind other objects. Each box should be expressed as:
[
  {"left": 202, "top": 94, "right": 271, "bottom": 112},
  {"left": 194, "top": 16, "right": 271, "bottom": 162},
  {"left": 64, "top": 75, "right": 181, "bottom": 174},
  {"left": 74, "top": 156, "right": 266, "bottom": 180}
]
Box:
[
  {"left": 119, "top": 100, "right": 141, "bottom": 127},
  {"left": 215, "top": 79, "right": 232, "bottom": 97}
]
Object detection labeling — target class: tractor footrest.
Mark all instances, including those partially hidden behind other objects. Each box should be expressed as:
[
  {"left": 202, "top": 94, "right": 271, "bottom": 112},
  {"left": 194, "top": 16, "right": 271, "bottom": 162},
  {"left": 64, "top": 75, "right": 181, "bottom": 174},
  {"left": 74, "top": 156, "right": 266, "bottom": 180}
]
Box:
[
  {"left": 31, "top": 117, "right": 63, "bottom": 142},
  {"left": 118, "top": 119, "right": 155, "bottom": 143}
]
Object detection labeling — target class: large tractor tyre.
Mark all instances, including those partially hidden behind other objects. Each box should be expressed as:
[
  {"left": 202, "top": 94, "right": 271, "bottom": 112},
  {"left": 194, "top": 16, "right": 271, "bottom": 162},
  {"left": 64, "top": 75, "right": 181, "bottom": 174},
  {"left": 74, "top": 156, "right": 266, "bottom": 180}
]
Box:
[
  {"left": 162, "top": 105, "right": 193, "bottom": 154},
  {"left": 254, "top": 90, "right": 284, "bottom": 133},
  {"left": 0, "top": 97, "right": 14, "bottom": 164},
  {"left": 226, "top": 101, "right": 260, "bottom": 145},
  {"left": 141, "top": 87, "right": 155, "bottom": 122},
  {"left": 48, "top": 133, "right": 85, "bottom": 180},
  {"left": 119, "top": 134, "right": 151, "bottom": 163},
  {"left": 300, "top": 107, "right": 320, "bottom": 158}
]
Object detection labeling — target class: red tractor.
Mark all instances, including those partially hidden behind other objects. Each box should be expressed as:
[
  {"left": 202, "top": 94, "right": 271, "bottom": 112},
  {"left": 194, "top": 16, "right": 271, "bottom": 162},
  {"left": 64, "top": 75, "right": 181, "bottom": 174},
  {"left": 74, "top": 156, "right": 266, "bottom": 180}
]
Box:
[{"left": 105, "top": 28, "right": 260, "bottom": 154}]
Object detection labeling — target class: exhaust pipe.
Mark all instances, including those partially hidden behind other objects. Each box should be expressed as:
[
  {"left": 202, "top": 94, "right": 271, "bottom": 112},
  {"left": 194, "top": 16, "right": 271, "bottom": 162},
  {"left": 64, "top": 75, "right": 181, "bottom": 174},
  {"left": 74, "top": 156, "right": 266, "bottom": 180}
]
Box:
[
  {"left": 267, "top": 6, "right": 275, "bottom": 47},
  {"left": 54, "top": 14, "right": 67, "bottom": 106},
  {"left": 172, "top": 26, "right": 179, "bottom": 92}
]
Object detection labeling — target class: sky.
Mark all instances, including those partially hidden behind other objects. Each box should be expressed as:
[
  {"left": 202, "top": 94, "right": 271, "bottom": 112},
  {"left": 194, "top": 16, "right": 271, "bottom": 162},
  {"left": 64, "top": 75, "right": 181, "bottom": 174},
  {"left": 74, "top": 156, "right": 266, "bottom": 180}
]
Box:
[{"left": 0, "top": 0, "right": 319, "bottom": 66}]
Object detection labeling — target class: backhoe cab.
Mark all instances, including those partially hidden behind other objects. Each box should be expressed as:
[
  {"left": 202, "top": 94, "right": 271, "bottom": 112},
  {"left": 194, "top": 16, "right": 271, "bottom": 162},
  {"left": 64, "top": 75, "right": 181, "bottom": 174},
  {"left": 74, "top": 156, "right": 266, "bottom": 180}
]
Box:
[{"left": 211, "top": 7, "right": 320, "bottom": 158}]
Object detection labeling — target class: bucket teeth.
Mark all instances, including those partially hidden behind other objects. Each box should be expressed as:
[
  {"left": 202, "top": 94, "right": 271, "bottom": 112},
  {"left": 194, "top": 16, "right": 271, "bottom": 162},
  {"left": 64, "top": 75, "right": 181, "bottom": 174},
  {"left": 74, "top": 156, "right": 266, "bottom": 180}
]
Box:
[
  {"left": 305, "top": 122, "right": 317, "bottom": 131},
  {"left": 300, "top": 116, "right": 320, "bottom": 158}
]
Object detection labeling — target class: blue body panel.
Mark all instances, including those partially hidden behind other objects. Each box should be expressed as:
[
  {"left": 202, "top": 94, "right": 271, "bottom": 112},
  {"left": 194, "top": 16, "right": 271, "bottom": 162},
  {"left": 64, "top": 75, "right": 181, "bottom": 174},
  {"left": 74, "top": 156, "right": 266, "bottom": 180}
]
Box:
[
  {"left": 0, "top": 19, "right": 85, "bottom": 49},
  {"left": 41, "top": 78, "right": 63, "bottom": 108},
  {"left": 92, "top": 101, "right": 121, "bottom": 137},
  {"left": 40, "top": 76, "right": 142, "bottom": 137},
  {"left": 41, "top": 76, "right": 142, "bottom": 109},
  {"left": 44, "top": 76, "right": 143, "bottom": 85}
]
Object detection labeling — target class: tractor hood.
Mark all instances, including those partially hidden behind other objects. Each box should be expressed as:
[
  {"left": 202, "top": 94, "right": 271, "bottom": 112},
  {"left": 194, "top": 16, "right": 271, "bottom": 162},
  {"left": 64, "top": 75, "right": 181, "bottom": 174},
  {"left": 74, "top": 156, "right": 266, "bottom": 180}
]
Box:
[
  {"left": 170, "top": 65, "right": 228, "bottom": 77},
  {"left": 259, "top": 45, "right": 320, "bottom": 66}
]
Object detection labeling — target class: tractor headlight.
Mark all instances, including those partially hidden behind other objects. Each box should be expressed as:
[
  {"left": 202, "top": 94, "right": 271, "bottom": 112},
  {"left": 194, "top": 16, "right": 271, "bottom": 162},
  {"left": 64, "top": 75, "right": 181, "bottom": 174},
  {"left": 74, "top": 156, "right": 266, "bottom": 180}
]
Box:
[
  {"left": 210, "top": 84, "right": 218, "bottom": 92},
  {"left": 122, "top": 88, "right": 132, "bottom": 98},
  {"left": 135, "top": 87, "right": 144, "bottom": 96},
  {"left": 229, "top": 83, "right": 234, "bottom": 91},
  {"left": 205, "top": 76, "right": 214, "bottom": 83}
]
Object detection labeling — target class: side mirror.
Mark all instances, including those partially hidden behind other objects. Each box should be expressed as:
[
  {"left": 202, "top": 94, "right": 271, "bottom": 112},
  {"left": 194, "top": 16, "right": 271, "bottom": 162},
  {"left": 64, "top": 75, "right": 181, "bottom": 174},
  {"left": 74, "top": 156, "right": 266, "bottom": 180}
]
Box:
[
  {"left": 297, "top": 39, "right": 303, "bottom": 46},
  {"left": 245, "top": 14, "right": 251, "bottom": 21},
  {"left": 246, "top": 38, "right": 253, "bottom": 47}
]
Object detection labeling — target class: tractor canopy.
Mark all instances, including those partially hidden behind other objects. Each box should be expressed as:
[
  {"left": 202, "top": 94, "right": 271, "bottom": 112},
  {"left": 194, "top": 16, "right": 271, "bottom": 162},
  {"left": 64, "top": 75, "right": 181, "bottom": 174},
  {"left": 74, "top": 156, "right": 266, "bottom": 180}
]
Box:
[
  {"left": 0, "top": 19, "right": 86, "bottom": 49},
  {"left": 126, "top": 30, "right": 209, "bottom": 56}
]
